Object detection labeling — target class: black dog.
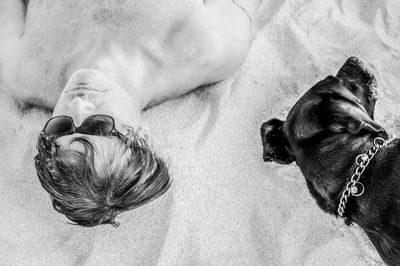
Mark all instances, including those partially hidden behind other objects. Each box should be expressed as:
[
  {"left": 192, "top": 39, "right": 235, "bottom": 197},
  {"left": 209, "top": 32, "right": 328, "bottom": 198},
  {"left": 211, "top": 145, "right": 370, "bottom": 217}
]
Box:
[{"left": 261, "top": 57, "right": 400, "bottom": 265}]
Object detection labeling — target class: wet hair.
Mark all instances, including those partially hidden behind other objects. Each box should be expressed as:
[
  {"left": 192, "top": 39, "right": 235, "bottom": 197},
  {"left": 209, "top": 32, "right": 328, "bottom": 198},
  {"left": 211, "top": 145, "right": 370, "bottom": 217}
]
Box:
[{"left": 34, "top": 127, "right": 171, "bottom": 227}]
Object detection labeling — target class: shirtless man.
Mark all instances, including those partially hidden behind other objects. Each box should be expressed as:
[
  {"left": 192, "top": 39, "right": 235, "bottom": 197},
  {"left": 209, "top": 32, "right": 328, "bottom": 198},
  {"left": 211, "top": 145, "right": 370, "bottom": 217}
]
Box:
[{"left": 0, "top": 0, "right": 260, "bottom": 227}]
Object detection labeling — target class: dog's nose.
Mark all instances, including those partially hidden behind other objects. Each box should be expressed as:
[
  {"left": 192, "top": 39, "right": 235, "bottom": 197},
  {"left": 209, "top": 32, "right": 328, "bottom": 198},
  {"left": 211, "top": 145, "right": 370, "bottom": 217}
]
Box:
[
  {"left": 263, "top": 155, "right": 273, "bottom": 162},
  {"left": 336, "top": 57, "right": 376, "bottom": 86}
]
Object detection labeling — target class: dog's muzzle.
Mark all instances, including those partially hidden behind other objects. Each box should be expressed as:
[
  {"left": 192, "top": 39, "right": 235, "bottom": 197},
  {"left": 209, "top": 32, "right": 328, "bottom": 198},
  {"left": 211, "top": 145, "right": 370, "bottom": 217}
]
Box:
[{"left": 337, "top": 57, "right": 377, "bottom": 87}]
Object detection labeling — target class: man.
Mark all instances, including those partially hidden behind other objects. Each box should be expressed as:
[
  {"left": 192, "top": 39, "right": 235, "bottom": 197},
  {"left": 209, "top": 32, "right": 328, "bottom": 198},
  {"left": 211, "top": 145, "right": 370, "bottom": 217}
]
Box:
[{"left": 0, "top": 0, "right": 260, "bottom": 226}]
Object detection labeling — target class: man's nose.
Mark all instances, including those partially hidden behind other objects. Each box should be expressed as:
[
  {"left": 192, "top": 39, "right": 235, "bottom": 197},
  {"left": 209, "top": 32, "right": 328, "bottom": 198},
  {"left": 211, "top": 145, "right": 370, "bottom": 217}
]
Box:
[{"left": 69, "top": 97, "right": 96, "bottom": 126}]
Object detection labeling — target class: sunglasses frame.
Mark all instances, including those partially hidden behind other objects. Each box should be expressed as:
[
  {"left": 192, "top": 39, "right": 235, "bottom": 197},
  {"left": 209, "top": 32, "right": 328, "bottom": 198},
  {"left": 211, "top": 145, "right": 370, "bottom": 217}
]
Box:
[{"left": 38, "top": 114, "right": 124, "bottom": 150}]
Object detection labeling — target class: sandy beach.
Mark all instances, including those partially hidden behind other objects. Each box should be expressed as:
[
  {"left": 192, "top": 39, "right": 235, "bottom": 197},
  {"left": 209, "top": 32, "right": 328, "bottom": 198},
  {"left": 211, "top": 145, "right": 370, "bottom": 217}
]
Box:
[{"left": 1, "top": 0, "right": 399, "bottom": 265}]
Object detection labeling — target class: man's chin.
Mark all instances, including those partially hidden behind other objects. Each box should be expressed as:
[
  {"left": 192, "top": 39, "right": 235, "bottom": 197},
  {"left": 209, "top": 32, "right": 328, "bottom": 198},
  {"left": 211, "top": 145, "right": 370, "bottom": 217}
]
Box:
[{"left": 63, "top": 69, "right": 116, "bottom": 93}]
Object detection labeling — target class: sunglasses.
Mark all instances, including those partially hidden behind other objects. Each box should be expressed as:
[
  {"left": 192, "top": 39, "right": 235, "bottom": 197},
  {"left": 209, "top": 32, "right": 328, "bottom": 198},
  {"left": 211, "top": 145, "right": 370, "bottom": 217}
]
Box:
[{"left": 39, "top": 114, "right": 124, "bottom": 145}]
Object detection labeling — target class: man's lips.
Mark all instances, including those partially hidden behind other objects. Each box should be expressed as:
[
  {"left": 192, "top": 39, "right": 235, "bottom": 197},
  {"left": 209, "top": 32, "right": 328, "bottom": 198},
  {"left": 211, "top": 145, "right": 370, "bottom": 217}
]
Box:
[{"left": 65, "top": 85, "right": 107, "bottom": 94}]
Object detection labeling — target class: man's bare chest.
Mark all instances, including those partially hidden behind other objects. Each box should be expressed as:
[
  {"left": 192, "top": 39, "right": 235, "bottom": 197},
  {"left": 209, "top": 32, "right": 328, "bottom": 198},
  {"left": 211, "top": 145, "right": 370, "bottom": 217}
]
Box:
[{"left": 11, "top": 0, "right": 216, "bottom": 108}]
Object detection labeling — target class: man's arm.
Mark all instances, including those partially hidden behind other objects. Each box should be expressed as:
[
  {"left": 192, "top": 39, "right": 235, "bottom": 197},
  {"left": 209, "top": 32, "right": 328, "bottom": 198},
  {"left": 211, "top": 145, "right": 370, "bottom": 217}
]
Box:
[
  {"left": 0, "top": 0, "right": 26, "bottom": 82},
  {"left": 205, "top": 0, "right": 261, "bottom": 22},
  {"left": 201, "top": 0, "right": 261, "bottom": 83}
]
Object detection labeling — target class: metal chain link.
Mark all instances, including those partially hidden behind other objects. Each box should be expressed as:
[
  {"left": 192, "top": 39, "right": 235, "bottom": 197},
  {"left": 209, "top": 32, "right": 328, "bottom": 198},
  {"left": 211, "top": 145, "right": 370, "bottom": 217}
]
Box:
[{"left": 337, "top": 137, "right": 388, "bottom": 218}]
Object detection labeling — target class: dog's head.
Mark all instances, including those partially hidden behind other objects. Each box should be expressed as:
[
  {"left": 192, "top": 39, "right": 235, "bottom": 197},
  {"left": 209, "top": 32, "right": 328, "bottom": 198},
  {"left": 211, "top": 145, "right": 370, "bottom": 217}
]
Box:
[{"left": 261, "top": 57, "right": 386, "bottom": 165}]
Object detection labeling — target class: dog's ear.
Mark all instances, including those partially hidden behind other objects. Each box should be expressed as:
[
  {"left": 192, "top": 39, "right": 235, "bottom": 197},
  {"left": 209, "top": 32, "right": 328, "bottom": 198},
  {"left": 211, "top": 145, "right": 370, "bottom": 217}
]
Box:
[
  {"left": 326, "top": 97, "right": 385, "bottom": 135},
  {"left": 261, "top": 118, "right": 295, "bottom": 164},
  {"left": 290, "top": 98, "right": 325, "bottom": 141},
  {"left": 290, "top": 96, "right": 385, "bottom": 141}
]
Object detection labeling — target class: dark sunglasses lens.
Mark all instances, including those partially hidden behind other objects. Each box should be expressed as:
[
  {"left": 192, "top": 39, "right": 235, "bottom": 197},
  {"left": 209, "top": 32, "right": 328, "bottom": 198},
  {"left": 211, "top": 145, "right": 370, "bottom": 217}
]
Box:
[
  {"left": 45, "top": 117, "right": 74, "bottom": 135},
  {"left": 80, "top": 116, "right": 114, "bottom": 135}
]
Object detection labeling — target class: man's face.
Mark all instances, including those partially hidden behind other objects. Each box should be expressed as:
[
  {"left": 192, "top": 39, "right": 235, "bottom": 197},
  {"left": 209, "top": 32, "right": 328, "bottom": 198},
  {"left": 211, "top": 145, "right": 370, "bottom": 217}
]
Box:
[
  {"left": 53, "top": 69, "right": 139, "bottom": 125},
  {"left": 51, "top": 68, "right": 141, "bottom": 152}
]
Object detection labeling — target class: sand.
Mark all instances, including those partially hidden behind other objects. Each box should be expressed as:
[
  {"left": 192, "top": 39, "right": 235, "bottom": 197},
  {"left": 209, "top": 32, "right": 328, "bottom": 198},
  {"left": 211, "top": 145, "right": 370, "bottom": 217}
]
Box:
[{"left": 1, "top": 0, "right": 399, "bottom": 265}]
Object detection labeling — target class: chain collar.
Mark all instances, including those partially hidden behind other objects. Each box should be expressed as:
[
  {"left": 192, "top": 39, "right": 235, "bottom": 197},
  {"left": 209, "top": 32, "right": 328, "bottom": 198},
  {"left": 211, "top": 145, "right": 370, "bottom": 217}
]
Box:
[{"left": 337, "top": 137, "right": 389, "bottom": 223}]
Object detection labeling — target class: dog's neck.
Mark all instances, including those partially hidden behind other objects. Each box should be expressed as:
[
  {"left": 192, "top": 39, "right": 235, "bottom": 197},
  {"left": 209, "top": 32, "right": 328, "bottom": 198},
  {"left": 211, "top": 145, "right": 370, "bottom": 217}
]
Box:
[{"left": 297, "top": 133, "right": 383, "bottom": 215}]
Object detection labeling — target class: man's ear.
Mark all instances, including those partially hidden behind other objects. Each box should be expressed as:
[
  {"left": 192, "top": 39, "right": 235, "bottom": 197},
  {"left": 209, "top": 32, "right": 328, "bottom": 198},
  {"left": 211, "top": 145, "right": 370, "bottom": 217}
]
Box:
[
  {"left": 325, "top": 97, "right": 385, "bottom": 135},
  {"left": 260, "top": 118, "right": 295, "bottom": 164}
]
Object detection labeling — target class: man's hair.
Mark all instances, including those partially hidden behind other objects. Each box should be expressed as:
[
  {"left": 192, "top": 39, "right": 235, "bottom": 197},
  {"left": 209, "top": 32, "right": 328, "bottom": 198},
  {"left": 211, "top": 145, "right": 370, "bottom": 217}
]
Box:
[{"left": 34, "top": 127, "right": 171, "bottom": 227}]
